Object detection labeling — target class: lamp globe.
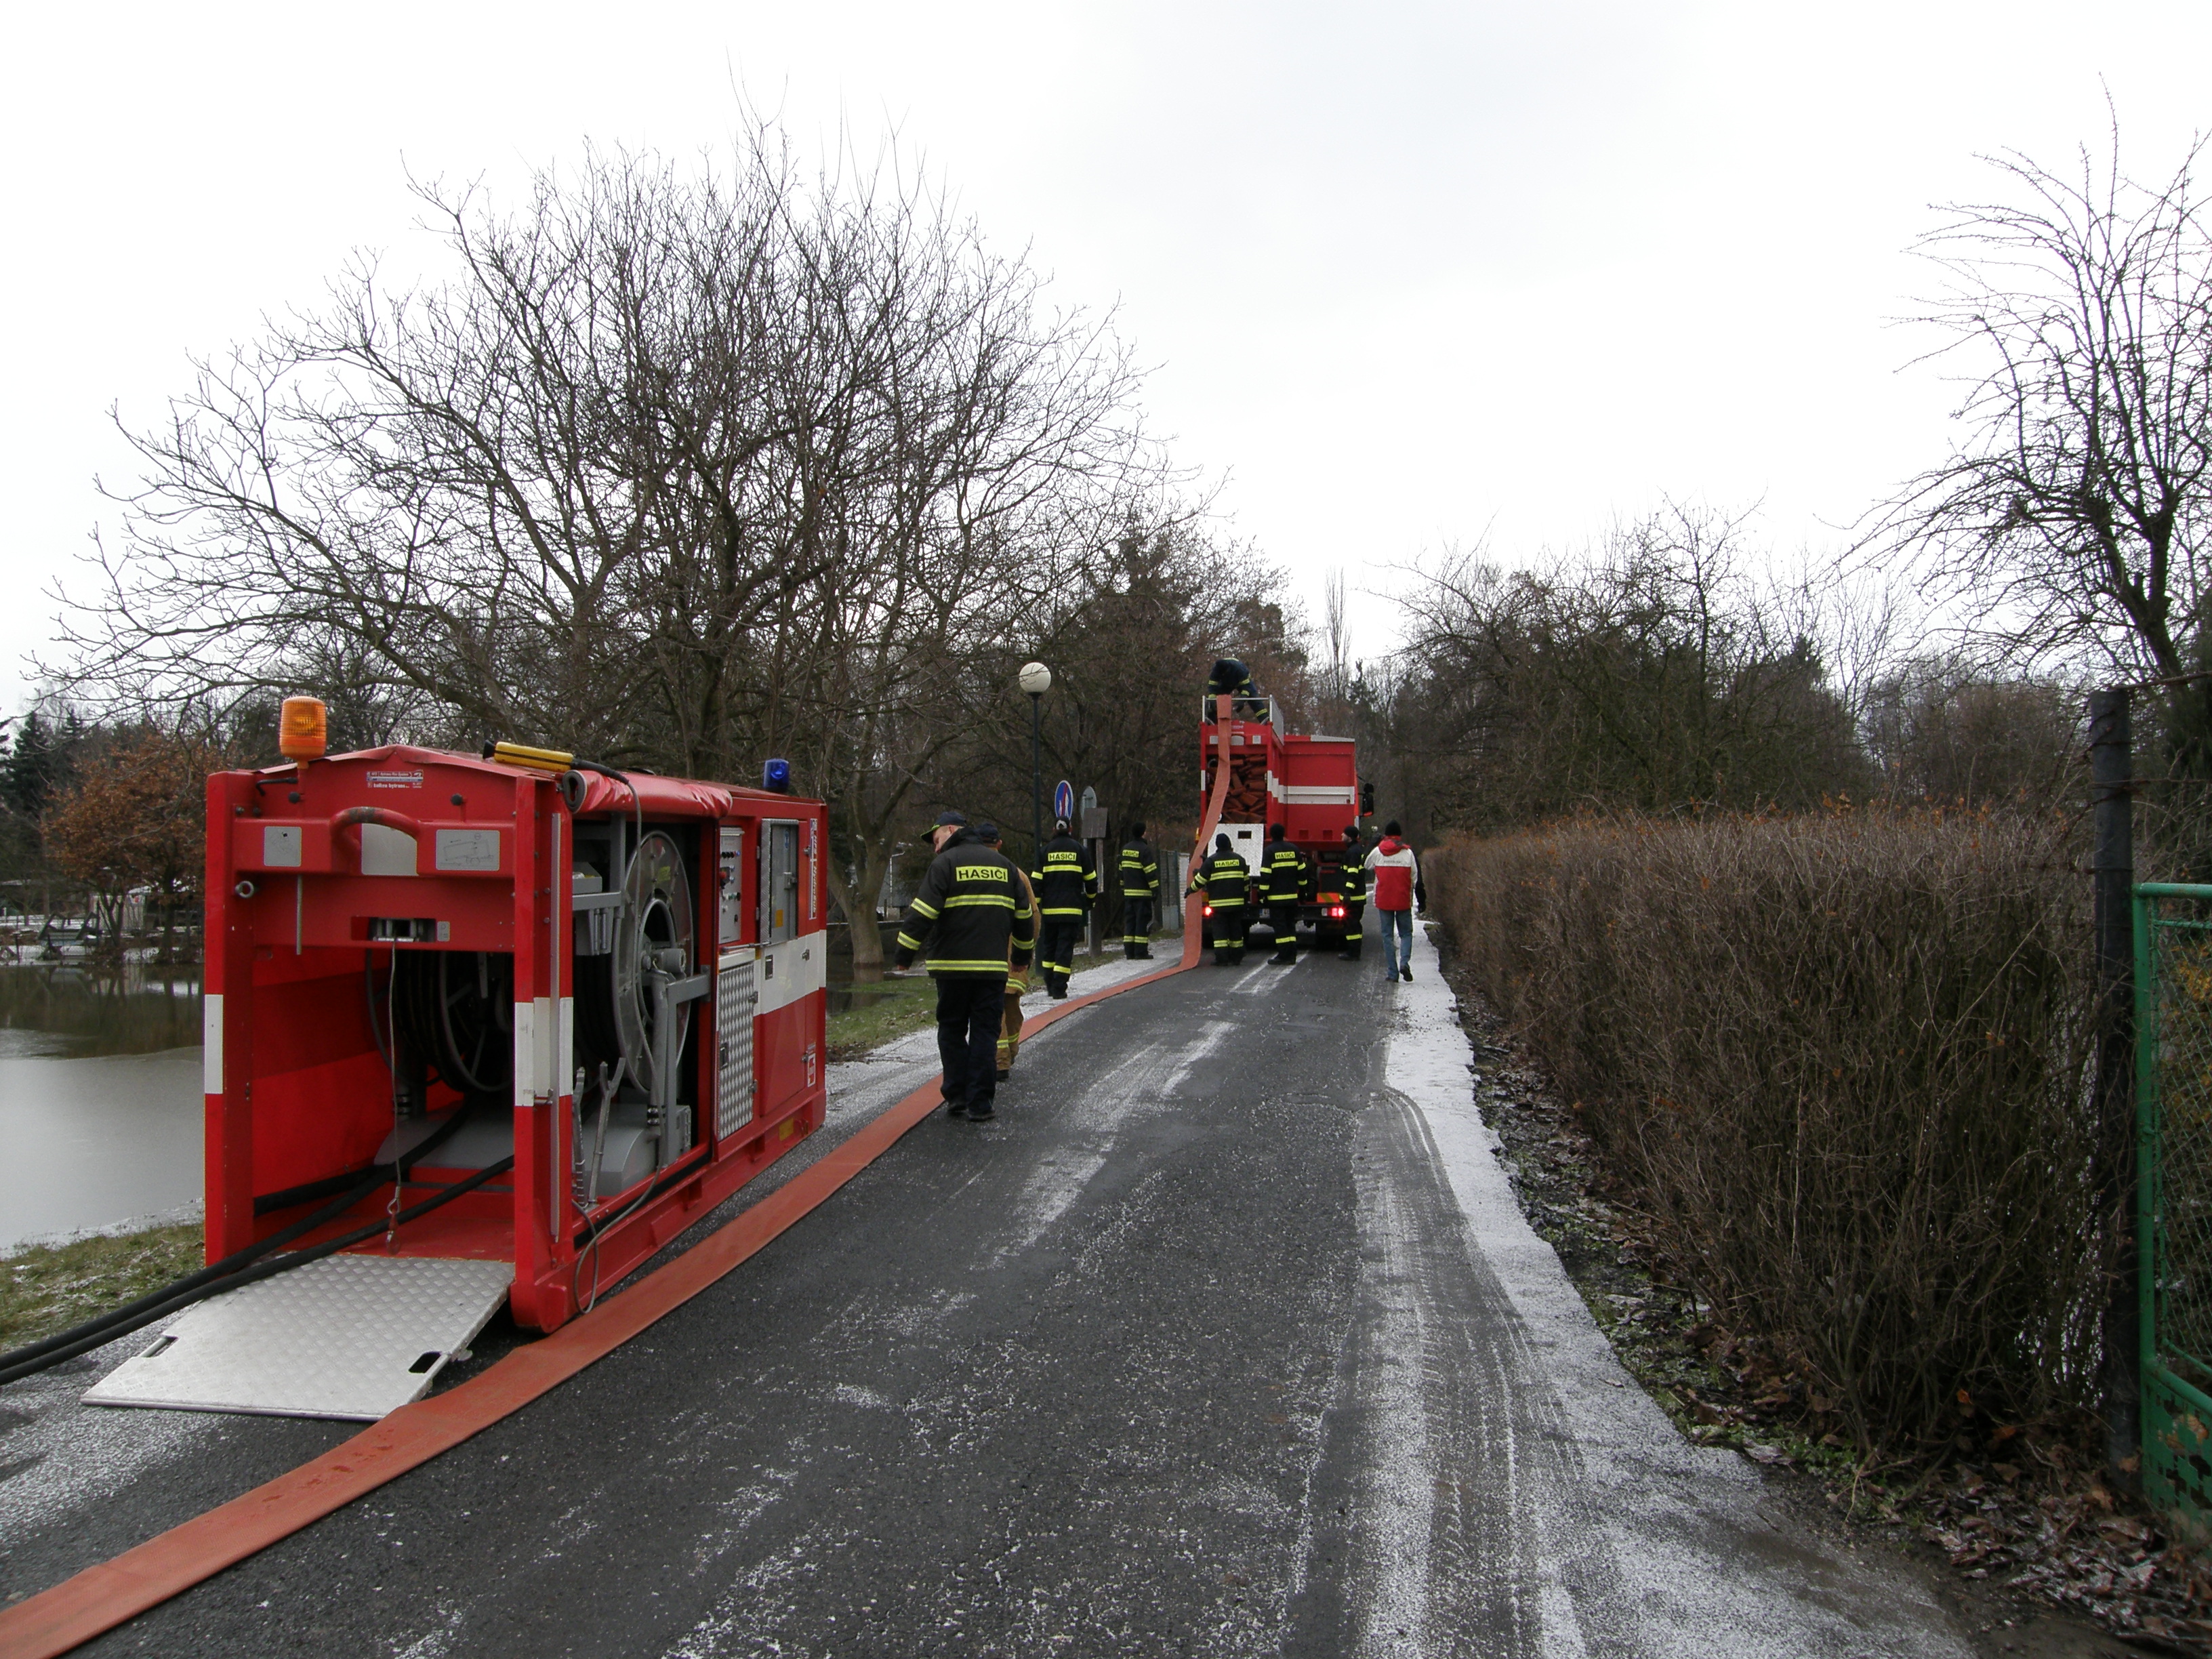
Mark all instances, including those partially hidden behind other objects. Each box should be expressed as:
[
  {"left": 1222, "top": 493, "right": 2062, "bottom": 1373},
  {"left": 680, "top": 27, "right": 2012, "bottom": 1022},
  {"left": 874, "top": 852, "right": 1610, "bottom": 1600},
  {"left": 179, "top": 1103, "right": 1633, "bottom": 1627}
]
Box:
[{"left": 1017, "top": 661, "right": 1052, "bottom": 696}]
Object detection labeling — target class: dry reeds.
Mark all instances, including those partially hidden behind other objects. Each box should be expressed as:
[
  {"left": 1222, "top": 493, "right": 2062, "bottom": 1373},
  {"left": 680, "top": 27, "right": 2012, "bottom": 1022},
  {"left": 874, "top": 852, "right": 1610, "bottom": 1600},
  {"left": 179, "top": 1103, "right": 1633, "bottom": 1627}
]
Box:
[{"left": 1429, "top": 811, "right": 2103, "bottom": 1450}]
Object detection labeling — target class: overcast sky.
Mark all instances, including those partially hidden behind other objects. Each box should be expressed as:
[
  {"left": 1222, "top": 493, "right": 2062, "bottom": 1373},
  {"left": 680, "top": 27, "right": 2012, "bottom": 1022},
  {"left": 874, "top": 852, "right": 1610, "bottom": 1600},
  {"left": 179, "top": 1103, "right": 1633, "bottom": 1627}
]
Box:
[{"left": 5, "top": 1, "right": 2210, "bottom": 716}]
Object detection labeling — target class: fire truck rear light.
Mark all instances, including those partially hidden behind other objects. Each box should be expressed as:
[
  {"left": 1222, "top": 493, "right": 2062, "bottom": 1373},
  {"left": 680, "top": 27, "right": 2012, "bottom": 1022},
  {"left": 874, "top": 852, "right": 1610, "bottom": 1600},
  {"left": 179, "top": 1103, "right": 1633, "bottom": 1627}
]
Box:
[
  {"left": 279, "top": 697, "right": 327, "bottom": 763},
  {"left": 1202, "top": 904, "right": 1214, "bottom": 918},
  {"left": 1328, "top": 905, "right": 1347, "bottom": 919},
  {"left": 365, "top": 917, "right": 449, "bottom": 943}
]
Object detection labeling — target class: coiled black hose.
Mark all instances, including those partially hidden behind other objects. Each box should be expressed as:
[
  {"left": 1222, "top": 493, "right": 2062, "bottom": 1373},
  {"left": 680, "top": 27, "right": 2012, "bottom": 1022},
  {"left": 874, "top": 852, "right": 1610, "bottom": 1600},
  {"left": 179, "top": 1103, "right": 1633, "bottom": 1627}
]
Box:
[{"left": 0, "top": 1107, "right": 482, "bottom": 1388}]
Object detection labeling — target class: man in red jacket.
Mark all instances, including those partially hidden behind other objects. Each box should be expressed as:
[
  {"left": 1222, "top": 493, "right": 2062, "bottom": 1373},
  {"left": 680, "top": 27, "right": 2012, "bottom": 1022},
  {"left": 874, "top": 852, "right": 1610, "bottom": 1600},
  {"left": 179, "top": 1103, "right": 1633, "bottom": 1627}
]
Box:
[{"left": 1362, "top": 820, "right": 1425, "bottom": 982}]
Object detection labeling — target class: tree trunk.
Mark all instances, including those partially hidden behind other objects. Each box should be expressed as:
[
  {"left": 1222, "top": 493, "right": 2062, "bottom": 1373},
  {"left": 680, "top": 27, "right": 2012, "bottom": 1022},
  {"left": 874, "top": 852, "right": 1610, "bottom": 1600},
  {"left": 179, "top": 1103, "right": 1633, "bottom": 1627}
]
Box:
[{"left": 827, "top": 842, "right": 895, "bottom": 981}]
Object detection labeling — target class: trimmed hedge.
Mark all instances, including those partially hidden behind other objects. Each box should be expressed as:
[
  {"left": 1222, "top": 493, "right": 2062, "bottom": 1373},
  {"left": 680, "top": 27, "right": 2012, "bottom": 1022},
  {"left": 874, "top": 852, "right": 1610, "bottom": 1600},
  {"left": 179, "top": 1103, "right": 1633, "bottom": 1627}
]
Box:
[{"left": 1428, "top": 812, "right": 2103, "bottom": 1448}]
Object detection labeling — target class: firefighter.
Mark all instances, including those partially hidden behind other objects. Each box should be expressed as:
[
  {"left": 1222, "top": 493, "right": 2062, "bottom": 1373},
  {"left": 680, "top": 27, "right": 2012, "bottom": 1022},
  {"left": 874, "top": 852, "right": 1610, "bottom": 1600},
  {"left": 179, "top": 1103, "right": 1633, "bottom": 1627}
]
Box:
[
  {"left": 977, "top": 825, "right": 1037, "bottom": 1082},
  {"left": 893, "top": 815, "right": 1036, "bottom": 1122},
  {"left": 1204, "top": 657, "right": 1270, "bottom": 720},
  {"left": 1030, "top": 817, "right": 1095, "bottom": 998},
  {"left": 1118, "top": 820, "right": 1160, "bottom": 959},
  {"left": 1335, "top": 823, "right": 1368, "bottom": 959},
  {"left": 1191, "top": 832, "right": 1254, "bottom": 964},
  {"left": 1260, "top": 822, "right": 1305, "bottom": 965}
]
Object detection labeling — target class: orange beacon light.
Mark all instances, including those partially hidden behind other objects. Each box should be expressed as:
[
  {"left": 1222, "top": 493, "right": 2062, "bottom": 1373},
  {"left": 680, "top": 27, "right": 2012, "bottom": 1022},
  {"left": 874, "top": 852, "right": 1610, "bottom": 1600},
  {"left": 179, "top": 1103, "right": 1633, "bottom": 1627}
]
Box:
[{"left": 279, "top": 697, "right": 328, "bottom": 765}]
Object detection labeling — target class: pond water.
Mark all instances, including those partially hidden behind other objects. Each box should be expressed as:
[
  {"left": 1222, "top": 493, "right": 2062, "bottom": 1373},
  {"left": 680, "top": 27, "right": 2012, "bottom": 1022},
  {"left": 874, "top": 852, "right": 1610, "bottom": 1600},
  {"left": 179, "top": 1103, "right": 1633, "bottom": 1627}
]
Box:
[{"left": 0, "top": 964, "right": 204, "bottom": 1252}]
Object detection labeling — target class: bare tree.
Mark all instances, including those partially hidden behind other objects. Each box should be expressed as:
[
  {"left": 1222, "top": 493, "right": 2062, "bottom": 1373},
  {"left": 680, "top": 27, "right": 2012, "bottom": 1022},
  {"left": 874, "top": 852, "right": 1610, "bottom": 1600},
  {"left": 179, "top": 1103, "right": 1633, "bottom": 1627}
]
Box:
[
  {"left": 49, "top": 128, "right": 1165, "bottom": 965},
  {"left": 1392, "top": 504, "right": 1870, "bottom": 830},
  {"left": 1883, "top": 123, "right": 2212, "bottom": 689}
]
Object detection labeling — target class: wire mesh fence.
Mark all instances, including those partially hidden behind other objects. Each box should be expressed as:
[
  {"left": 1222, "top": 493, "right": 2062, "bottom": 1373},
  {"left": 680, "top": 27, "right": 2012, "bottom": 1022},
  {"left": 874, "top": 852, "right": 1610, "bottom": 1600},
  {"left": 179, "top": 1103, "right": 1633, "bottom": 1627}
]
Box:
[{"left": 2138, "top": 884, "right": 2212, "bottom": 1533}]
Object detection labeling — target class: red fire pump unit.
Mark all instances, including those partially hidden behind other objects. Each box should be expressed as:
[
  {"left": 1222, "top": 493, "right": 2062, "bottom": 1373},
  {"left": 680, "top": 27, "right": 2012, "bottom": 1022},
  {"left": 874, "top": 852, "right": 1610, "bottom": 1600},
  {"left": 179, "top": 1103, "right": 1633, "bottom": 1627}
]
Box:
[{"left": 203, "top": 735, "right": 828, "bottom": 1334}]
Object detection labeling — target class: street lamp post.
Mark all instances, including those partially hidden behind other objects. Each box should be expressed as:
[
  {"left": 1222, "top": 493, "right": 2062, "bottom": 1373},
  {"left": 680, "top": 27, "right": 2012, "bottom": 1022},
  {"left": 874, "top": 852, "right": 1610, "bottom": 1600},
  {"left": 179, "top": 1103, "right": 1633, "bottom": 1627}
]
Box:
[{"left": 1018, "top": 661, "right": 1051, "bottom": 866}]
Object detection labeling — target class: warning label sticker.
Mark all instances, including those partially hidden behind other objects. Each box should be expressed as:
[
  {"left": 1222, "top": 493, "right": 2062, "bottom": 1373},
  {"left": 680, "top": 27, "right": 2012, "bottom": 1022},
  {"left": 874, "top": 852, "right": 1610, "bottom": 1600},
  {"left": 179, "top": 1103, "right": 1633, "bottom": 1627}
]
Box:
[{"left": 367, "top": 770, "right": 424, "bottom": 790}]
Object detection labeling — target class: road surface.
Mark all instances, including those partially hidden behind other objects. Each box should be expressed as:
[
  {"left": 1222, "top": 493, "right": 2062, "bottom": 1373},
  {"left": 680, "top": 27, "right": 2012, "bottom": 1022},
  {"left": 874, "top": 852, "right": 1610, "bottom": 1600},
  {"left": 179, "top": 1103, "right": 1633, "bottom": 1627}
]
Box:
[{"left": 1, "top": 920, "right": 1975, "bottom": 1656}]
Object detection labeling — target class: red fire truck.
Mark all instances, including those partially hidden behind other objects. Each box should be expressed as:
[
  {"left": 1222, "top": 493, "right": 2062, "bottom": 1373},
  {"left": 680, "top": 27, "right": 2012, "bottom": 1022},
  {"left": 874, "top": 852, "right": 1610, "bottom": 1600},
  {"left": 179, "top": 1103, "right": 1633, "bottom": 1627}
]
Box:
[
  {"left": 200, "top": 721, "right": 827, "bottom": 1338},
  {"left": 1199, "top": 695, "right": 1368, "bottom": 954}
]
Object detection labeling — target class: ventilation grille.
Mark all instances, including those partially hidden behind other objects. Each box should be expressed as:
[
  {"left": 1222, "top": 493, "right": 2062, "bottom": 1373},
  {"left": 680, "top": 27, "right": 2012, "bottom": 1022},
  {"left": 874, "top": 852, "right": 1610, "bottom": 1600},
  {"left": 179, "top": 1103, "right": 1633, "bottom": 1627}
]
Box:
[{"left": 716, "top": 951, "right": 758, "bottom": 1140}]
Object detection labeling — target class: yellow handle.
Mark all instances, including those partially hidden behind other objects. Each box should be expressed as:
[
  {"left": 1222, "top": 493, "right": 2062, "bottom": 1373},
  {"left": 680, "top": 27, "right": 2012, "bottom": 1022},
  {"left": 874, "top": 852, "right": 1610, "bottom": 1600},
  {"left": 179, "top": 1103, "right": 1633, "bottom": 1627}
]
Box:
[{"left": 488, "top": 741, "right": 576, "bottom": 773}]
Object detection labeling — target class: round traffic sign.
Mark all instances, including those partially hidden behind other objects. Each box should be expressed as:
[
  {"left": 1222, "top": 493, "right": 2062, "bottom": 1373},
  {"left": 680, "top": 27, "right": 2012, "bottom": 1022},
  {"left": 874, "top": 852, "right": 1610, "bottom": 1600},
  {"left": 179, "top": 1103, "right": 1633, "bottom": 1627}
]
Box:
[{"left": 1053, "top": 780, "right": 1074, "bottom": 822}]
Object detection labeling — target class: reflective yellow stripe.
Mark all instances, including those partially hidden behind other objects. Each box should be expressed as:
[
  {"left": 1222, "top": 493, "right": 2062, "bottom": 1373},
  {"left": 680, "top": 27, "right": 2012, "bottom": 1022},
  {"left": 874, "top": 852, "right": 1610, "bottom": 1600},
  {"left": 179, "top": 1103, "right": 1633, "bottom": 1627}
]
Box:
[
  {"left": 926, "top": 958, "right": 1014, "bottom": 972},
  {"left": 895, "top": 933, "right": 922, "bottom": 950},
  {"left": 909, "top": 899, "right": 940, "bottom": 920},
  {"left": 944, "top": 894, "right": 1018, "bottom": 908}
]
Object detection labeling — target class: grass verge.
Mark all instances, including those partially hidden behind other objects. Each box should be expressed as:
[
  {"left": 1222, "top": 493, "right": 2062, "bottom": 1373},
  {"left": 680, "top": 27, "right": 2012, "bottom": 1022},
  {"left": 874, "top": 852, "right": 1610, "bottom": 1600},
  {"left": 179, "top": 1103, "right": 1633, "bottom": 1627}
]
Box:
[
  {"left": 1, "top": 1223, "right": 205, "bottom": 1351},
  {"left": 825, "top": 973, "right": 940, "bottom": 1059}
]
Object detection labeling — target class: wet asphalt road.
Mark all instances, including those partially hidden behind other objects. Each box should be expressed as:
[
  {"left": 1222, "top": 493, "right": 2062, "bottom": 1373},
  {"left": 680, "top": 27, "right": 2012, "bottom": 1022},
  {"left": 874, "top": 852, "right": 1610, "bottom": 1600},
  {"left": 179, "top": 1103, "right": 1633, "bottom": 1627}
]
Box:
[{"left": 4, "top": 921, "right": 1978, "bottom": 1657}]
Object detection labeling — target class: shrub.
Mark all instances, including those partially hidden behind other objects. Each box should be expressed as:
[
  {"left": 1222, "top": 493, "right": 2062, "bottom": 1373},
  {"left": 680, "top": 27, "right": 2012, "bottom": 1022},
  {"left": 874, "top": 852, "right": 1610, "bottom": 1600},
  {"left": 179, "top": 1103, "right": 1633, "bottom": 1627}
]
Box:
[{"left": 1428, "top": 811, "right": 2102, "bottom": 1450}]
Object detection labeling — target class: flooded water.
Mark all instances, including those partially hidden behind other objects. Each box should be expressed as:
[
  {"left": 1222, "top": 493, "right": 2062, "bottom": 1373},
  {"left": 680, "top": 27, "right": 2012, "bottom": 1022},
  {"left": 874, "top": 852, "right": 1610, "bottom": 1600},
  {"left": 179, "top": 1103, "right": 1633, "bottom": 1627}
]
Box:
[{"left": 0, "top": 964, "right": 204, "bottom": 1252}]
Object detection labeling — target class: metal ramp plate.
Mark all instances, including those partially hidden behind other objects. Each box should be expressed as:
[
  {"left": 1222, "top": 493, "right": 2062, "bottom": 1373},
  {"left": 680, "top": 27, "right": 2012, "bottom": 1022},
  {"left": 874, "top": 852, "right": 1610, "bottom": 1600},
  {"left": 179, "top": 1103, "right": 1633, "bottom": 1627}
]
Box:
[{"left": 83, "top": 1254, "right": 513, "bottom": 1421}]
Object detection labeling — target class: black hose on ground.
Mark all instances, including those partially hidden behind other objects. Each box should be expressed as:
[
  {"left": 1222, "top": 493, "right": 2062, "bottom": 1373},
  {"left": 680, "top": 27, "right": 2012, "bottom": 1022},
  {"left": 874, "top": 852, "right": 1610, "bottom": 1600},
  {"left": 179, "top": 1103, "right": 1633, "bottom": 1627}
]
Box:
[
  {"left": 251, "top": 1102, "right": 476, "bottom": 1216},
  {"left": 0, "top": 1155, "right": 516, "bottom": 1389},
  {"left": 0, "top": 1107, "right": 478, "bottom": 1380}
]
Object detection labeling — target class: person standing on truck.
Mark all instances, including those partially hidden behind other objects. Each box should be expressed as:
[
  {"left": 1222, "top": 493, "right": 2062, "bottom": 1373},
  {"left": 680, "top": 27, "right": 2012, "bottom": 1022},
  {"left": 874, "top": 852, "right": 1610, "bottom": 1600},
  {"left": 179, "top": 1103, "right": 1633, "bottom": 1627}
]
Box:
[
  {"left": 1030, "top": 817, "right": 1095, "bottom": 999},
  {"left": 1364, "top": 821, "right": 1425, "bottom": 981},
  {"left": 1260, "top": 823, "right": 1305, "bottom": 965},
  {"left": 893, "top": 818, "right": 1036, "bottom": 1122},
  {"left": 1204, "top": 658, "right": 1270, "bottom": 720},
  {"left": 1191, "top": 832, "right": 1254, "bottom": 965},
  {"left": 1335, "top": 823, "right": 1368, "bottom": 960},
  {"left": 1118, "top": 821, "right": 1160, "bottom": 960}
]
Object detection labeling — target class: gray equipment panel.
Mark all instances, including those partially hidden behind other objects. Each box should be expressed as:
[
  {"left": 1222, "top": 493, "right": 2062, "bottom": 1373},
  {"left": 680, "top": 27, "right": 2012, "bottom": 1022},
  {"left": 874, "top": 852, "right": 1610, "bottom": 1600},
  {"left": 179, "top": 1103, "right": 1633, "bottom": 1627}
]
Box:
[
  {"left": 716, "top": 949, "right": 758, "bottom": 1139},
  {"left": 83, "top": 1254, "right": 513, "bottom": 1422}
]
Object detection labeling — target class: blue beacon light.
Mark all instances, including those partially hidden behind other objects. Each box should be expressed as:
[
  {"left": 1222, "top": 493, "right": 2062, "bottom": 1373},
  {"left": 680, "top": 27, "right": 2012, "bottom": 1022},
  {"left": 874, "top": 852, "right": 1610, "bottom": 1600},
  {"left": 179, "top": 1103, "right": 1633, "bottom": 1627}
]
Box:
[{"left": 763, "top": 758, "right": 792, "bottom": 794}]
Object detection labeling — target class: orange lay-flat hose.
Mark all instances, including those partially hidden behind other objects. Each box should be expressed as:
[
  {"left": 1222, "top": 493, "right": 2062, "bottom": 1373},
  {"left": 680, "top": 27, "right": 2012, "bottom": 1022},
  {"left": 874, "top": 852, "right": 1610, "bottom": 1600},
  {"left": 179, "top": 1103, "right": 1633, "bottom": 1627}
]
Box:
[
  {"left": 0, "top": 951, "right": 1200, "bottom": 1659},
  {"left": 1181, "top": 692, "right": 1236, "bottom": 965}
]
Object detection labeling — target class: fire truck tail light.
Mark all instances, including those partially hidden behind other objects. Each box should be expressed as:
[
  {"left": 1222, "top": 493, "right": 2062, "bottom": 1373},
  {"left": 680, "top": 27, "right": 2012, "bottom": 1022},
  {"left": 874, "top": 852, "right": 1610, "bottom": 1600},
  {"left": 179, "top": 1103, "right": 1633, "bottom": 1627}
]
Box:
[
  {"left": 279, "top": 697, "right": 327, "bottom": 763},
  {"left": 1202, "top": 903, "right": 1214, "bottom": 918},
  {"left": 1328, "top": 905, "right": 1347, "bottom": 919}
]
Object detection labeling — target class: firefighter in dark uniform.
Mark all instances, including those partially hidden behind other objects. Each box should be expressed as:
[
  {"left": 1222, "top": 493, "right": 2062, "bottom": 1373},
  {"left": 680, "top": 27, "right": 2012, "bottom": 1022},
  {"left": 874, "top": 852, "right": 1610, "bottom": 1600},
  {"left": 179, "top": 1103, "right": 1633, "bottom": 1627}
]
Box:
[
  {"left": 894, "top": 817, "right": 1036, "bottom": 1122},
  {"left": 1118, "top": 820, "right": 1160, "bottom": 959},
  {"left": 1191, "top": 832, "right": 1254, "bottom": 965},
  {"left": 1204, "top": 657, "right": 1270, "bottom": 720},
  {"left": 1336, "top": 823, "right": 1368, "bottom": 959},
  {"left": 1258, "top": 823, "right": 1306, "bottom": 964},
  {"left": 1029, "top": 817, "right": 1095, "bottom": 998}
]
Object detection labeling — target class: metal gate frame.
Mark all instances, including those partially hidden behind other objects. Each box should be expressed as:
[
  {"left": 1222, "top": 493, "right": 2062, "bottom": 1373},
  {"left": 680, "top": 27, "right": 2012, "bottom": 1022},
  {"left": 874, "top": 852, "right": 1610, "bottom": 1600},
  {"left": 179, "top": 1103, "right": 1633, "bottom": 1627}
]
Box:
[{"left": 2136, "top": 880, "right": 2212, "bottom": 1532}]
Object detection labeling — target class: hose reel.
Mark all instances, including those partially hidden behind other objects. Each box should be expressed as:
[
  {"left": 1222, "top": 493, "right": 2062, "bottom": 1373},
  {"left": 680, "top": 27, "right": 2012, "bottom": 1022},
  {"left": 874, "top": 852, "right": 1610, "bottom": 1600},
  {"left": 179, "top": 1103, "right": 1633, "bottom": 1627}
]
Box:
[
  {"left": 390, "top": 951, "right": 514, "bottom": 1100},
  {"left": 609, "top": 830, "right": 695, "bottom": 1106}
]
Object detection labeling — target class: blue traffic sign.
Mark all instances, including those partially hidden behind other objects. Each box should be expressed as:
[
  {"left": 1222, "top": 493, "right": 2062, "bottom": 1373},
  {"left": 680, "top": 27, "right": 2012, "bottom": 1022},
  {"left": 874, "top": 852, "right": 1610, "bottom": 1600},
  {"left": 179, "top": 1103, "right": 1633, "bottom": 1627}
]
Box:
[{"left": 1053, "top": 780, "right": 1074, "bottom": 822}]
